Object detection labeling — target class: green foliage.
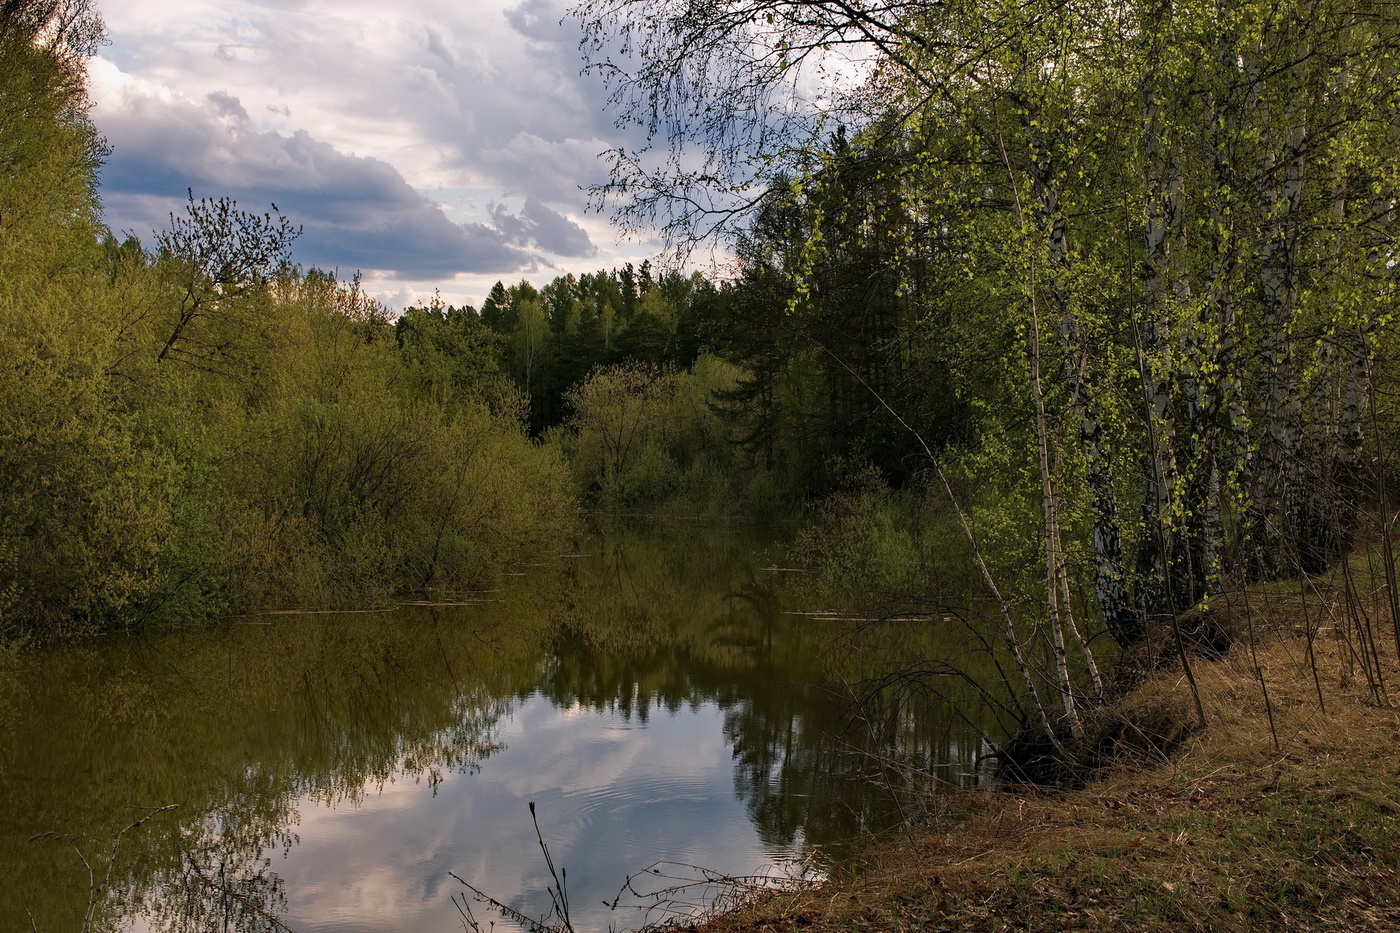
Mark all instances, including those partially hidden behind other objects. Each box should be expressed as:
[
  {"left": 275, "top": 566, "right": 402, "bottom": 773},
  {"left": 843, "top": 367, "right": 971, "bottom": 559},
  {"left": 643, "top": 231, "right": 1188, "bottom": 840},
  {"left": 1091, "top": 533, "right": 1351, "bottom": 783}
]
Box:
[
  {"left": 562, "top": 355, "right": 743, "bottom": 509},
  {"left": 393, "top": 298, "right": 514, "bottom": 411},
  {"left": 166, "top": 271, "right": 578, "bottom": 613},
  {"left": 580, "top": 0, "right": 1400, "bottom": 663},
  {"left": 0, "top": 31, "right": 177, "bottom": 637},
  {"left": 788, "top": 466, "right": 978, "bottom": 605},
  {"left": 791, "top": 468, "right": 921, "bottom": 597},
  {"left": 0, "top": 32, "right": 578, "bottom": 637},
  {"left": 428, "top": 265, "right": 736, "bottom": 436}
]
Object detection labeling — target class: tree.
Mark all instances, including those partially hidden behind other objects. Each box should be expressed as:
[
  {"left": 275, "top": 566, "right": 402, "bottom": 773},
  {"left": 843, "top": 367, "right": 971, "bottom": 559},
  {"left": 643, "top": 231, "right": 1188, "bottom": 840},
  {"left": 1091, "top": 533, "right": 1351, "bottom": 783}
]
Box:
[
  {"left": 575, "top": 0, "right": 907, "bottom": 247},
  {"left": 575, "top": 0, "right": 1400, "bottom": 761},
  {"left": 394, "top": 294, "right": 512, "bottom": 411},
  {"left": 480, "top": 280, "right": 514, "bottom": 333},
  {"left": 152, "top": 191, "right": 300, "bottom": 373},
  {"left": 0, "top": 0, "right": 103, "bottom": 58},
  {"left": 0, "top": 11, "right": 181, "bottom": 634},
  {"left": 512, "top": 296, "right": 549, "bottom": 399},
  {"left": 565, "top": 362, "right": 671, "bottom": 499}
]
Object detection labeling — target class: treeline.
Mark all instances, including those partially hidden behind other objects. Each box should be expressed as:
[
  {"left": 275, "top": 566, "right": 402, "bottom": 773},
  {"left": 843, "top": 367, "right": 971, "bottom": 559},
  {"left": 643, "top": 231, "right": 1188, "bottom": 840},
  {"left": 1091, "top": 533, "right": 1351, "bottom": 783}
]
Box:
[
  {"left": 0, "top": 10, "right": 573, "bottom": 639},
  {"left": 422, "top": 264, "right": 724, "bottom": 431},
  {"left": 394, "top": 270, "right": 754, "bottom": 509},
  {"left": 439, "top": 247, "right": 974, "bottom": 505}
]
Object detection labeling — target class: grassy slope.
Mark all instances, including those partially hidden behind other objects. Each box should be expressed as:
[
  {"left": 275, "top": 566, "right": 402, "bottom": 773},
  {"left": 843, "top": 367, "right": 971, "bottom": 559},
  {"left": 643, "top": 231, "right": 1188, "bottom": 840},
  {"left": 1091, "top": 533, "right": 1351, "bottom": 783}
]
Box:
[{"left": 699, "top": 589, "right": 1400, "bottom": 932}]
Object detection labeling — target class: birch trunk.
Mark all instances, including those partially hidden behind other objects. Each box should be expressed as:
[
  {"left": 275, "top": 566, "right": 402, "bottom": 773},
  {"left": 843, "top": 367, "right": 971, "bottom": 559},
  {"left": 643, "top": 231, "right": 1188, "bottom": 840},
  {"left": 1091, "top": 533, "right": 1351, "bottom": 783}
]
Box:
[
  {"left": 1316, "top": 191, "right": 1389, "bottom": 565},
  {"left": 1024, "top": 117, "right": 1142, "bottom": 649},
  {"left": 1139, "top": 76, "right": 1189, "bottom": 618},
  {"left": 1250, "top": 103, "right": 1308, "bottom": 577},
  {"left": 1311, "top": 39, "right": 1387, "bottom": 568},
  {"left": 1328, "top": 321, "right": 1374, "bottom": 556},
  {"left": 1028, "top": 259, "right": 1086, "bottom": 738}
]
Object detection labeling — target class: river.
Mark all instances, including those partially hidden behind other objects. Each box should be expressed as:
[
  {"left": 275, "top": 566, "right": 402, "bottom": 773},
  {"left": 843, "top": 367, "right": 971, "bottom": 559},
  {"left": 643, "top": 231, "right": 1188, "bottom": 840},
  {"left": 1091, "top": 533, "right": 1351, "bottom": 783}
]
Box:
[{"left": 1, "top": 521, "right": 991, "bottom": 932}]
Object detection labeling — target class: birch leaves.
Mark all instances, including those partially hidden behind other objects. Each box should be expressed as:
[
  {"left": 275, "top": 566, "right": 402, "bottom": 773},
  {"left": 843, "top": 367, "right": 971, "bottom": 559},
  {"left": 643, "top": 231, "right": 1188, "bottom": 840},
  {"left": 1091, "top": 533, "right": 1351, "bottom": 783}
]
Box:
[{"left": 580, "top": 0, "right": 1400, "bottom": 750}]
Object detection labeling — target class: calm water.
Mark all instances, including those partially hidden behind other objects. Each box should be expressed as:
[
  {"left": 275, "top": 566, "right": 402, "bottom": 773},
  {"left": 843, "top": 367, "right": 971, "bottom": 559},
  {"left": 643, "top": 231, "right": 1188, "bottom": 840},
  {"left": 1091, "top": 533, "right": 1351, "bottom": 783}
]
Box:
[{"left": 1, "top": 523, "right": 989, "bottom": 933}]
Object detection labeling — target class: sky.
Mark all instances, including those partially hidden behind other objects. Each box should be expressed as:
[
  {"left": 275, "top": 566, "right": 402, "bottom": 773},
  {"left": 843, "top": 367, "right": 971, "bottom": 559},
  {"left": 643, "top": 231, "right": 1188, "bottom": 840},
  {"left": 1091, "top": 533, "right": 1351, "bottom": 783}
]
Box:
[{"left": 88, "top": 0, "right": 660, "bottom": 311}]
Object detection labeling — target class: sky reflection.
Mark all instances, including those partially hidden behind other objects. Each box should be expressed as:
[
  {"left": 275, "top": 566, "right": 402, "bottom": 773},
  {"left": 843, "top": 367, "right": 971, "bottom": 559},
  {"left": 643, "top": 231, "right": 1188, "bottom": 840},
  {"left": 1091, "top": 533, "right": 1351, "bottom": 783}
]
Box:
[
  {"left": 273, "top": 695, "right": 783, "bottom": 933},
  {"left": 4, "top": 525, "right": 983, "bottom": 933}
]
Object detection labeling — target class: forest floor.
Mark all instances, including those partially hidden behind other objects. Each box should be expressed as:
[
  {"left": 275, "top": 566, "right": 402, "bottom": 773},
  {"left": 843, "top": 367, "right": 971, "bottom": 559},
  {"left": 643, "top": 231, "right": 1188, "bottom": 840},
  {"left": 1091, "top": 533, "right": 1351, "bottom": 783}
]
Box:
[{"left": 694, "top": 585, "right": 1400, "bottom": 932}]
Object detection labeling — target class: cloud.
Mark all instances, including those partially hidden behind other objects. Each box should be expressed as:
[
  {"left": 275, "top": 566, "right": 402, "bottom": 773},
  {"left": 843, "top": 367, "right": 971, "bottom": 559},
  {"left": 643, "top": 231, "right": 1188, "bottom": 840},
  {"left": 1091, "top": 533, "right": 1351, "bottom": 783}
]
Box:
[
  {"left": 92, "top": 63, "right": 539, "bottom": 277},
  {"left": 504, "top": 0, "right": 570, "bottom": 42},
  {"left": 490, "top": 197, "right": 596, "bottom": 258},
  {"left": 95, "top": 0, "right": 627, "bottom": 192},
  {"left": 421, "top": 25, "right": 456, "bottom": 65},
  {"left": 206, "top": 91, "right": 249, "bottom": 123},
  {"left": 478, "top": 132, "right": 605, "bottom": 203},
  {"left": 87, "top": 0, "right": 669, "bottom": 306}
]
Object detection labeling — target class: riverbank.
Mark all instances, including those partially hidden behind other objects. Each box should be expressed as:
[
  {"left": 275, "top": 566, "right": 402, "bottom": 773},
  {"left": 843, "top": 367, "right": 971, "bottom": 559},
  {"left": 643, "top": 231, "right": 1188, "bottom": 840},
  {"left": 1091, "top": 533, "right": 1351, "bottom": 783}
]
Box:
[{"left": 699, "top": 590, "right": 1400, "bottom": 932}]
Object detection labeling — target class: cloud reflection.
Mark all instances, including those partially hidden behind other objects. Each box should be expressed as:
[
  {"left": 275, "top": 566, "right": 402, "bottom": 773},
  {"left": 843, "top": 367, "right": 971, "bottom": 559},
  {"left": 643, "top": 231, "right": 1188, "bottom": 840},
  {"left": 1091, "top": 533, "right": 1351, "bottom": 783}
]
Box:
[{"left": 277, "top": 697, "right": 768, "bottom": 933}]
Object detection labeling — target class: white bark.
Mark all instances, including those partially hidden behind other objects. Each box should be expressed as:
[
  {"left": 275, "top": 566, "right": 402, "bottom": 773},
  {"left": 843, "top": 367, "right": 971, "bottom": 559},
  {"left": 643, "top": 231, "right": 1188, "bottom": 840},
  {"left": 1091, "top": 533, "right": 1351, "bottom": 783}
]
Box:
[{"left": 1024, "top": 115, "right": 1140, "bottom": 648}]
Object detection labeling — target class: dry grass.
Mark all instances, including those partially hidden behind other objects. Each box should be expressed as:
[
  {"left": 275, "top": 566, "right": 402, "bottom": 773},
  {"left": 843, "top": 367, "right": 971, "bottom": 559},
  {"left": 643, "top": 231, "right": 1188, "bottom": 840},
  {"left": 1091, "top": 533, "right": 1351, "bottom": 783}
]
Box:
[{"left": 692, "top": 582, "right": 1400, "bottom": 932}]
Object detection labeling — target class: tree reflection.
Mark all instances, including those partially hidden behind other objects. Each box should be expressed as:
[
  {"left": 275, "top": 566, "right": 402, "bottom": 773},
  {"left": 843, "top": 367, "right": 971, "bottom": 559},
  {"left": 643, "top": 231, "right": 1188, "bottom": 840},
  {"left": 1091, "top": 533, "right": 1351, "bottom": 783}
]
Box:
[
  {"left": 3, "top": 523, "right": 997, "bottom": 929},
  {"left": 134, "top": 839, "right": 293, "bottom": 933},
  {"left": 2, "top": 594, "right": 551, "bottom": 932},
  {"left": 547, "top": 521, "right": 995, "bottom": 856}
]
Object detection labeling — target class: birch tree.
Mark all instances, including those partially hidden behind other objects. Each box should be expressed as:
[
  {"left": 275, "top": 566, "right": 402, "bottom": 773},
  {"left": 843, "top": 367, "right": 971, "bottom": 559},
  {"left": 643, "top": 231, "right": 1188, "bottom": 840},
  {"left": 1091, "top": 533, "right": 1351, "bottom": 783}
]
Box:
[{"left": 576, "top": 0, "right": 1400, "bottom": 757}]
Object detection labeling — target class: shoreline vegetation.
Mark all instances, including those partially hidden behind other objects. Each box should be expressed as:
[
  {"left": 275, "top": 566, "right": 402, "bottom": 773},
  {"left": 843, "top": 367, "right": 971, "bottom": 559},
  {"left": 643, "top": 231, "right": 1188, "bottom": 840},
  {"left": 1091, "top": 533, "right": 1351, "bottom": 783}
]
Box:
[{"left": 692, "top": 577, "right": 1400, "bottom": 933}]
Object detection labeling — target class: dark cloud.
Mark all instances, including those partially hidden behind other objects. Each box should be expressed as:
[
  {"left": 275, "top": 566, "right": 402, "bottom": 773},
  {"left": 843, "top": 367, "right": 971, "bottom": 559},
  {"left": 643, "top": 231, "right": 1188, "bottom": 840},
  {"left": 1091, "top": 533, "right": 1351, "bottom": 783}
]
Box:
[
  {"left": 498, "top": 197, "right": 596, "bottom": 257},
  {"left": 504, "top": 0, "right": 570, "bottom": 42},
  {"left": 206, "top": 91, "right": 249, "bottom": 122},
  {"left": 96, "top": 87, "right": 540, "bottom": 278},
  {"left": 475, "top": 132, "right": 605, "bottom": 204},
  {"left": 399, "top": 0, "right": 638, "bottom": 201},
  {"left": 90, "top": 0, "right": 660, "bottom": 299},
  {"left": 422, "top": 25, "right": 456, "bottom": 65}
]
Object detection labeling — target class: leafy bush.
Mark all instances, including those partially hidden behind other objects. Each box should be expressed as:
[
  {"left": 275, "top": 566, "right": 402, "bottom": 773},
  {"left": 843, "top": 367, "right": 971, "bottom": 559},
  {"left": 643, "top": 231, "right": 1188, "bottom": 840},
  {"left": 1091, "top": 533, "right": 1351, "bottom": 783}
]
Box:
[
  {"left": 791, "top": 468, "right": 923, "bottom": 598},
  {"left": 563, "top": 355, "right": 744, "bottom": 510}
]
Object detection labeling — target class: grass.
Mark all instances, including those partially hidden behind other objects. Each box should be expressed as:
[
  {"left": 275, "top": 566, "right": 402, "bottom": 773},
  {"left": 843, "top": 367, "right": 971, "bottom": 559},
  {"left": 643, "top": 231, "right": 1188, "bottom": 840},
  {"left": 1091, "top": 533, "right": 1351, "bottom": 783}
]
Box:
[{"left": 693, "top": 582, "right": 1400, "bottom": 932}]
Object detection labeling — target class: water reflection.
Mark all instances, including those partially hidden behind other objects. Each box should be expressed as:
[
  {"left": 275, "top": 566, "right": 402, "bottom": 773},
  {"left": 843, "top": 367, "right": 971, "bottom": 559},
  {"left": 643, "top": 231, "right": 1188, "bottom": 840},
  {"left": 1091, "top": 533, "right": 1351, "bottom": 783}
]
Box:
[{"left": 1, "top": 522, "right": 991, "bottom": 932}]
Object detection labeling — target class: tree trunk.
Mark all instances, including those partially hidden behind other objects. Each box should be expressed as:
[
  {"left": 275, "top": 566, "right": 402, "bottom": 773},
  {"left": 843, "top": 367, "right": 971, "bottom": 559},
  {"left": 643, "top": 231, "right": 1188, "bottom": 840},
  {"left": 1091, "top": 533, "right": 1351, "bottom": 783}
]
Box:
[
  {"left": 1250, "top": 93, "right": 1309, "bottom": 577},
  {"left": 1024, "top": 112, "right": 1142, "bottom": 648}
]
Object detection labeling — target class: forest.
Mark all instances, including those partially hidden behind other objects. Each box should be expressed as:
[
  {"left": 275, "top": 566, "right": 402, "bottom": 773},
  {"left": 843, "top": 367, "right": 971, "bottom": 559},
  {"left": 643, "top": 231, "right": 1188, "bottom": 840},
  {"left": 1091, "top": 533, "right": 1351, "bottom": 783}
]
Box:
[
  {"left": 570, "top": 0, "right": 1400, "bottom": 759},
  {"left": 5, "top": 0, "right": 1400, "bottom": 772}
]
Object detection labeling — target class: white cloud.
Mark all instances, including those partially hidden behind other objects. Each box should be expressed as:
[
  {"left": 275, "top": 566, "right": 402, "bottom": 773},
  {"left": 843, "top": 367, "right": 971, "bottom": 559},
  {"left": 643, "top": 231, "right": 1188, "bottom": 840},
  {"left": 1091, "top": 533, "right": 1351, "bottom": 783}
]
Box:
[{"left": 88, "top": 0, "right": 657, "bottom": 307}]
